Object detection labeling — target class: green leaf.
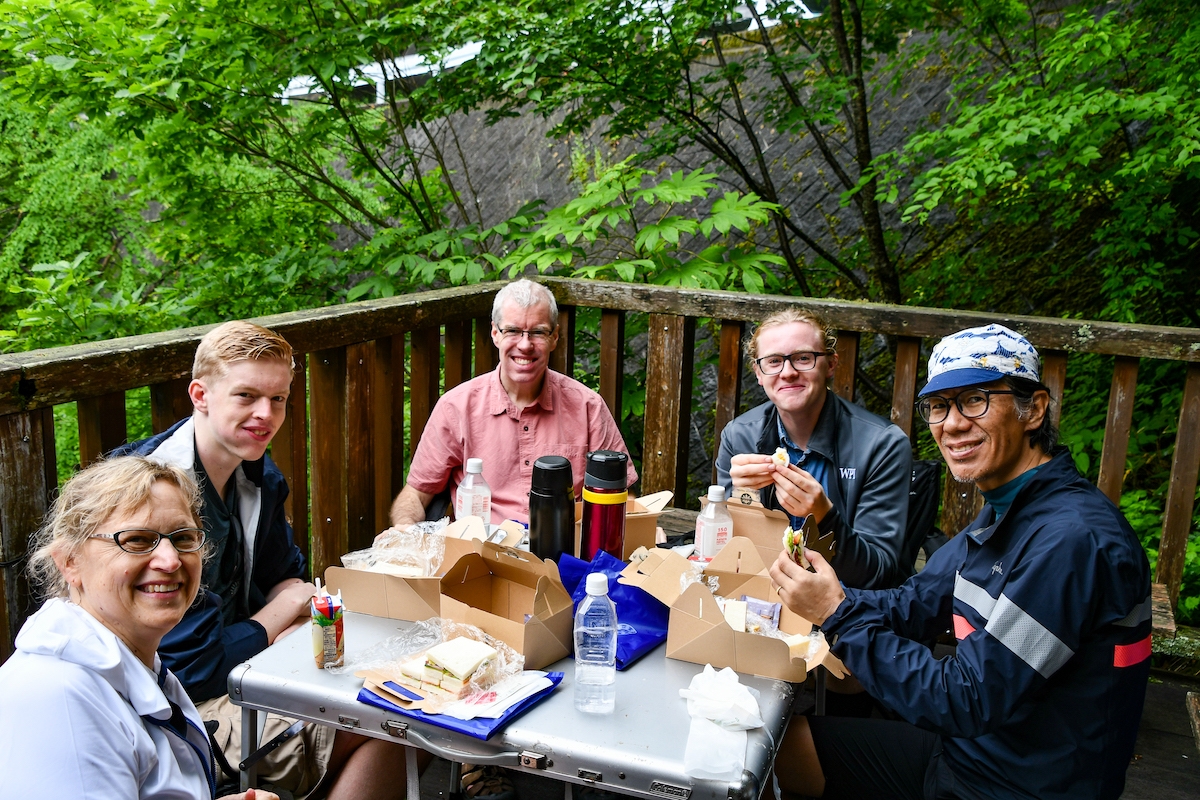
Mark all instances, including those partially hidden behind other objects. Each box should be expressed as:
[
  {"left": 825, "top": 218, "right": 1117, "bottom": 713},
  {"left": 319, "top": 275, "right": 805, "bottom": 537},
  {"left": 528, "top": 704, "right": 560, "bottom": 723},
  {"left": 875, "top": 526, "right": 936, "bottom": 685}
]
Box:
[{"left": 44, "top": 55, "right": 79, "bottom": 72}]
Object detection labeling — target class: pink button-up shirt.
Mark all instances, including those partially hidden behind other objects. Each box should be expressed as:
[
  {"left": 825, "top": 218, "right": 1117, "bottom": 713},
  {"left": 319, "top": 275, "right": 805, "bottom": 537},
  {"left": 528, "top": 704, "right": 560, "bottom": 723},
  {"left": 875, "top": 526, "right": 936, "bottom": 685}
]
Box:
[{"left": 406, "top": 369, "right": 638, "bottom": 524}]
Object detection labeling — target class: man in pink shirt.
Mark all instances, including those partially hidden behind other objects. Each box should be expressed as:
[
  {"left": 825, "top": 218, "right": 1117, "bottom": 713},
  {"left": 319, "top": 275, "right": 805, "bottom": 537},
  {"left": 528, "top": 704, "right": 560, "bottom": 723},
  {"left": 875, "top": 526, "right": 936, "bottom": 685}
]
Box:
[{"left": 389, "top": 279, "right": 637, "bottom": 527}]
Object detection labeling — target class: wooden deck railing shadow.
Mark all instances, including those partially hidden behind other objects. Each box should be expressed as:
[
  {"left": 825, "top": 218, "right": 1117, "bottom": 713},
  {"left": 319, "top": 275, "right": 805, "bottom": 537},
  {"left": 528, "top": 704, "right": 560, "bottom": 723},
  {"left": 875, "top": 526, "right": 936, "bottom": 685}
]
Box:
[{"left": 1, "top": 277, "right": 1198, "bottom": 658}]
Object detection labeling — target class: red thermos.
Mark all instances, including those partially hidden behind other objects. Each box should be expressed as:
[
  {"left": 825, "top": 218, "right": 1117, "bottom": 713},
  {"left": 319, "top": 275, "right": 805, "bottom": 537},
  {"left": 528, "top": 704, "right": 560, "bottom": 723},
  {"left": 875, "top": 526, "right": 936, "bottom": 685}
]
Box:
[{"left": 579, "top": 450, "right": 628, "bottom": 561}]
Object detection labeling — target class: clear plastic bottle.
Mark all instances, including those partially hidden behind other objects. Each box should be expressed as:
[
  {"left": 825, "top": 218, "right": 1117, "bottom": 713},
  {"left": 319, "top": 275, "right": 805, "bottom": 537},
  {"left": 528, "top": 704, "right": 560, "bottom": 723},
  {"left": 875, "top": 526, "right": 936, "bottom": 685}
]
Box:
[
  {"left": 695, "top": 484, "right": 733, "bottom": 559},
  {"left": 455, "top": 457, "right": 492, "bottom": 529},
  {"left": 574, "top": 573, "right": 617, "bottom": 714}
]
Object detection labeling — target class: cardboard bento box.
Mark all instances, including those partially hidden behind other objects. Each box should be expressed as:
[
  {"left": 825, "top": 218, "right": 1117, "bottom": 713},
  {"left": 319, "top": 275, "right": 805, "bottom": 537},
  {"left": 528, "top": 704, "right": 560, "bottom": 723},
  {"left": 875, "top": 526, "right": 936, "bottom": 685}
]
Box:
[
  {"left": 619, "top": 536, "right": 846, "bottom": 682},
  {"left": 439, "top": 541, "right": 574, "bottom": 670},
  {"left": 573, "top": 490, "right": 673, "bottom": 560},
  {"left": 323, "top": 517, "right": 526, "bottom": 627},
  {"left": 708, "top": 490, "right": 836, "bottom": 567}
]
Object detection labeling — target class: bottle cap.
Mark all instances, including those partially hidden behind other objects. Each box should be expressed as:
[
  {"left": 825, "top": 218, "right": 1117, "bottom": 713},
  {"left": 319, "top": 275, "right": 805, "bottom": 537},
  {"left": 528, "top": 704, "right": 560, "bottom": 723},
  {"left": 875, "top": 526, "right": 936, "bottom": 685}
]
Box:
[
  {"left": 707, "top": 485, "right": 726, "bottom": 503},
  {"left": 584, "top": 450, "right": 628, "bottom": 490},
  {"left": 585, "top": 573, "right": 609, "bottom": 596},
  {"left": 466, "top": 458, "right": 483, "bottom": 474},
  {"left": 531, "top": 455, "right": 574, "bottom": 494}
]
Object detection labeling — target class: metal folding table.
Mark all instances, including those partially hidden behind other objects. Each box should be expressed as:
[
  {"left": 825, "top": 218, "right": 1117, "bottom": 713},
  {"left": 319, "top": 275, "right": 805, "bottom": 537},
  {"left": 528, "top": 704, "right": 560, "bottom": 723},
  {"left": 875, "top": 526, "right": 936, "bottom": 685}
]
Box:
[{"left": 229, "top": 611, "right": 796, "bottom": 800}]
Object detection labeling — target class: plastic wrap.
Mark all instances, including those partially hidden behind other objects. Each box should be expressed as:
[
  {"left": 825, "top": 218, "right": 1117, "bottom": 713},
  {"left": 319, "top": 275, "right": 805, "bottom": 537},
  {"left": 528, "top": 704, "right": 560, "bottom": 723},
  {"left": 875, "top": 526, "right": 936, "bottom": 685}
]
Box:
[
  {"left": 330, "top": 618, "right": 525, "bottom": 714},
  {"left": 340, "top": 522, "right": 448, "bottom": 577},
  {"left": 678, "top": 561, "right": 718, "bottom": 597}
]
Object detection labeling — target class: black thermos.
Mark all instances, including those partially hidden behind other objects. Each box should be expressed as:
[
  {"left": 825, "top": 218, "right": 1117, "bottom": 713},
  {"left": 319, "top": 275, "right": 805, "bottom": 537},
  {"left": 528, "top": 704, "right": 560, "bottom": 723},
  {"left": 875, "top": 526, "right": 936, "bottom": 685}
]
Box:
[{"left": 528, "top": 455, "right": 576, "bottom": 562}]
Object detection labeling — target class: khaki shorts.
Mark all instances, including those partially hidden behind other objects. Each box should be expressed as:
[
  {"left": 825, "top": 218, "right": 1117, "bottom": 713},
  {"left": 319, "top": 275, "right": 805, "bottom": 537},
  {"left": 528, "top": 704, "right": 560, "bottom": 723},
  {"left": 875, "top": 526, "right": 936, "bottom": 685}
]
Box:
[{"left": 199, "top": 693, "right": 335, "bottom": 799}]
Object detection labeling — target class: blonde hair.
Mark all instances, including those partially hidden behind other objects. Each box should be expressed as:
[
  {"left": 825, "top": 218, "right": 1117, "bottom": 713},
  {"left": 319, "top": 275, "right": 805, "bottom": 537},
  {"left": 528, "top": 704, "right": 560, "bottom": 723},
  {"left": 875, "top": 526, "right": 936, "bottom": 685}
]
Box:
[
  {"left": 27, "top": 456, "right": 204, "bottom": 601},
  {"left": 745, "top": 308, "right": 838, "bottom": 364},
  {"left": 193, "top": 321, "right": 294, "bottom": 382}
]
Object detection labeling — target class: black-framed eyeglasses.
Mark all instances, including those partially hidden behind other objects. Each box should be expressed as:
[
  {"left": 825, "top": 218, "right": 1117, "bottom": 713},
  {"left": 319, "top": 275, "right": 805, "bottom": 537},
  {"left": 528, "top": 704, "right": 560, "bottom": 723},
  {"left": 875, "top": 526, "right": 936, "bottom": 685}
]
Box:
[
  {"left": 916, "top": 389, "right": 1016, "bottom": 424},
  {"left": 754, "top": 351, "right": 832, "bottom": 375},
  {"left": 497, "top": 326, "right": 555, "bottom": 343},
  {"left": 88, "top": 528, "right": 207, "bottom": 555}
]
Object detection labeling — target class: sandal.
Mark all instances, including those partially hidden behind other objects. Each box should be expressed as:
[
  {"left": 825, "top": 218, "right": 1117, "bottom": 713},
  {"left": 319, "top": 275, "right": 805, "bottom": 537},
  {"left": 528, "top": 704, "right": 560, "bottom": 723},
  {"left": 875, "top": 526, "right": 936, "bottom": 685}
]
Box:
[{"left": 461, "top": 764, "right": 517, "bottom": 800}]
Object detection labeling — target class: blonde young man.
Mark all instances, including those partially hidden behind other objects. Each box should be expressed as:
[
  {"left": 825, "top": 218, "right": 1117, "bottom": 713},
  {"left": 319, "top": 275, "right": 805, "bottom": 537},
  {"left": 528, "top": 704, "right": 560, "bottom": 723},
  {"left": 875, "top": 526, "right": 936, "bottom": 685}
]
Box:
[
  {"left": 117, "top": 321, "right": 417, "bottom": 799},
  {"left": 716, "top": 309, "right": 913, "bottom": 590},
  {"left": 389, "top": 279, "right": 636, "bottom": 528}
]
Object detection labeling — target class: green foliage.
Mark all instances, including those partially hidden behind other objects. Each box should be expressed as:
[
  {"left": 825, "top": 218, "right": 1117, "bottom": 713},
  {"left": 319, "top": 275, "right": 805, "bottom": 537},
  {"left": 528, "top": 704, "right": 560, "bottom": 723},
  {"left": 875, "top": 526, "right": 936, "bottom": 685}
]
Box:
[
  {"left": 891, "top": 1, "right": 1200, "bottom": 326},
  {"left": 0, "top": 94, "right": 149, "bottom": 293},
  {"left": 1, "top": 253, "right": 189, "bottom": 349},
  {"left": 501, "top": 158, "right": 785, "bottom": 292}
]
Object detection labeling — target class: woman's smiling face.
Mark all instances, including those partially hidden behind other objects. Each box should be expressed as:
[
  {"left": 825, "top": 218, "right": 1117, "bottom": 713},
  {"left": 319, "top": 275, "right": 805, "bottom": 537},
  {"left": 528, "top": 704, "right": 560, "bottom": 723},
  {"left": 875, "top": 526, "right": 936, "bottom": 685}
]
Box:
[{"left": 56, "top": 480, "right": 202, "bottom": 666}]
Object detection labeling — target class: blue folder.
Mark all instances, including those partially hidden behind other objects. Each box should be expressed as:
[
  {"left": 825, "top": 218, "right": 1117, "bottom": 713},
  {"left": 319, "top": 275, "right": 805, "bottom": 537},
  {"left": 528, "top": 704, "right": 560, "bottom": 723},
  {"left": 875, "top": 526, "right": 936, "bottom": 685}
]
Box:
[{"left": 357, "top": 672, "right": 564, "bottom": 740}]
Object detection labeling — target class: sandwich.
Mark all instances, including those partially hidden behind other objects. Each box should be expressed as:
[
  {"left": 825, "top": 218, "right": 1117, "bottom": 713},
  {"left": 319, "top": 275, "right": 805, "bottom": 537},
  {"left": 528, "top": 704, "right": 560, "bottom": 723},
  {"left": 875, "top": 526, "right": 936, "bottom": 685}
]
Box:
[{"left": 409, "top": 637, "right": 499, "bottom": 700}]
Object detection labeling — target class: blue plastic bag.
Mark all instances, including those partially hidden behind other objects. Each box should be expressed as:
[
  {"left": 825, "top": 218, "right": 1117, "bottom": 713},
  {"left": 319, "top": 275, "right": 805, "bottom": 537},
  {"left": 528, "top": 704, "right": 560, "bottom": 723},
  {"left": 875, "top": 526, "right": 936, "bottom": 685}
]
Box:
[{"left": 558, "top": 550, "right": 669, "bottom": 670}]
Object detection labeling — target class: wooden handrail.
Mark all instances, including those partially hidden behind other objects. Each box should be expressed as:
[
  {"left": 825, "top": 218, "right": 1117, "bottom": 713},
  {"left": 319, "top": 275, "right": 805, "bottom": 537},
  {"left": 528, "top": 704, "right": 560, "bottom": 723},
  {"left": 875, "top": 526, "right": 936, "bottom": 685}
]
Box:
[{"left": 1, "top": 278, "right": 1198, "bottom": 659}]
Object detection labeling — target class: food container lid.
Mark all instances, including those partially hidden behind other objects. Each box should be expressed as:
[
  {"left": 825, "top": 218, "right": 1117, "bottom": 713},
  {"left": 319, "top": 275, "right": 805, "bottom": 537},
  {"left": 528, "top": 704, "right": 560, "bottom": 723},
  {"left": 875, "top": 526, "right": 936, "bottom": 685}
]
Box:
[
  {"left": 584, "top": 450, "right": 628, "bottom": 489},
  {"left": 531, "top": 455, "right": 574, "bottom": 494}
]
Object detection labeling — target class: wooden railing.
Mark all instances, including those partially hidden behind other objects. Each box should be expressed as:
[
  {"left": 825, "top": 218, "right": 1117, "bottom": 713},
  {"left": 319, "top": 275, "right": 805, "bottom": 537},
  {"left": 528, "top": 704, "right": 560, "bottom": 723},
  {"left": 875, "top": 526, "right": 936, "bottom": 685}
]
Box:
[{"left": 1, "top": 278, "right": 1198, "bottom": 658}]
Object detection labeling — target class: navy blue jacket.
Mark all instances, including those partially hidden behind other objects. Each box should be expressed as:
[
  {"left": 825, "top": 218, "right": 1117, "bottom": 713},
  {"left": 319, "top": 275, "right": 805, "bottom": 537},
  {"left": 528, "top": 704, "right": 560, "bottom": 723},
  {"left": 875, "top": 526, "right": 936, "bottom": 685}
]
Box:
[
  {"left": 823, "top": 449, "right": 1151, "bottom": 799},
  {"left": 114, "top": 418, "right": 307, "bottom": 701}
]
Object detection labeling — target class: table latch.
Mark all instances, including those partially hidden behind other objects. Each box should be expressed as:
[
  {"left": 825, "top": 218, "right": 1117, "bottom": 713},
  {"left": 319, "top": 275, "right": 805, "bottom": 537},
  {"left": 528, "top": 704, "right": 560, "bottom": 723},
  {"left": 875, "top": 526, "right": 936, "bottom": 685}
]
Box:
[
  {"left": 382, "top": 720, "right": 409, "bottom": 739},
  {"left": 519, "top": 751, "right": 547, "bottom": 769},
  {"left": 337, "top": 714, "right": 359, "bottom": 729},
  {"left": 578, "top": 769, "right": 602, "bottom": 783}
]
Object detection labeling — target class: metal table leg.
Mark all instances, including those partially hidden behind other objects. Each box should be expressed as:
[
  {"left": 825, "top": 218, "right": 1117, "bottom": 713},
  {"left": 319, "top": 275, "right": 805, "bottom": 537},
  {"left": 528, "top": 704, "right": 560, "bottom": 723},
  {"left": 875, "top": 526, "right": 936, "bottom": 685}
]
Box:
[{"left": 240, "top": 707, "right": 258, "bottom": 791}]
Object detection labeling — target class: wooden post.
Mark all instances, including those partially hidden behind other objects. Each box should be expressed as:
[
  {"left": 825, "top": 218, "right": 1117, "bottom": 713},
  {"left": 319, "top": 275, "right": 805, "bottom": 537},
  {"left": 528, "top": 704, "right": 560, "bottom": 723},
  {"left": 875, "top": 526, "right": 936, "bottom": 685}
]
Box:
[
  {"left": 941, "top": 478, "right": 982, "bottom": 538},
  {"left": 1040, "top": 349, "right": 1068, "bottom": 428},
  {"left": 77, "top": 391, "right": 127, "bottom": 466},
  {"left": 308, "top": 347, "right": 347, "bottom": 580},
  {"left": 599, "top": 309, "right": 626, "bottom": 423},
  {"left": 474, "top": 318, "right": 498, "bottom": 376},
  {"left": 150, "top": 377, "right": 193, "bottom": 434},
  {"left": 832, "top": 330, "right": 859, "bottom": 401},
  {"left": 388, "top": 333, "right": 407, "bottom": 501},
  {"left": 891, "top": 336, "right": 921, "bottom": 443},
  {"left": 369, "top": 336, "right": 397, "bottom": 533},
  {"left": 643, "top": 314, "right": 695, "bottom": 501},
  {"left": 346, "top": 341, "right": 376, "bottom": 554},
  {"left": 0, "top": 408, "right": 56, "bottom": 659},
  {"left": 712, "top": 320, "right": 744, "bottom": 484},
  {"left": 270, "top": 358, "right": 310, "bottom": 576},
  {"left": 1158, "top": 363, "right": 1200, "bottom": 607},
  {"left": 410, "top": 327, "right": 441, "bottom": 453},
  {"left": 549, "top": 305, "right": 576, "bottom": 377},
  {"left": 444, "top": 321, "right": 472, "bottom": 391},
  {"left": 1097, "top": 356, "right": 1139, "bottom": 505}
]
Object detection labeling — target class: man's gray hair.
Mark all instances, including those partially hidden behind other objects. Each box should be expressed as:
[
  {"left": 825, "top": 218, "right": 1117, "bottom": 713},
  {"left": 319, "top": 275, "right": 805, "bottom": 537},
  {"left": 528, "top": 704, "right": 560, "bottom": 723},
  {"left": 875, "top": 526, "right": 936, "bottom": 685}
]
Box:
[
  {"left": 492, "top": 279, "right": 559, "bottom": 327},
  {"left": 1004, "top": 376, "right": 1059, "bottom": 453}
]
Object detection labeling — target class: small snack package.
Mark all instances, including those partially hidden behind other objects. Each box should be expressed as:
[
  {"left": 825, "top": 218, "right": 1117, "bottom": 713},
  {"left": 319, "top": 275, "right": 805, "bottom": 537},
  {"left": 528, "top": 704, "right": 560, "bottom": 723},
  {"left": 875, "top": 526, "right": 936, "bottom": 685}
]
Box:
[{"left": 312, "top": 580, "right": 345, "bottom": 669}]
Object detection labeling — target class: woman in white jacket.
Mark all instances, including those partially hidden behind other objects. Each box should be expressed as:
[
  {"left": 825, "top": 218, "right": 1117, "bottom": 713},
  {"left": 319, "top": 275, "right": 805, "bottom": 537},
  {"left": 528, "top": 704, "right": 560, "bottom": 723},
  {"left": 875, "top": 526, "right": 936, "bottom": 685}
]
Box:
[{"left": 0, "top": 455, "right": 278, "bottom": 800}]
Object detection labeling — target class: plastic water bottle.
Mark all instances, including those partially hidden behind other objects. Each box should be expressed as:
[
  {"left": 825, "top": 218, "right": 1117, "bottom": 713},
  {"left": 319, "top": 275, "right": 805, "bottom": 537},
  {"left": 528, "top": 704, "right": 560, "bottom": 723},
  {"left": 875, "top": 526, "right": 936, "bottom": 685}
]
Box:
[
  {"left": 574, "top": 573, "right": 617, "bottom": 714},
  {"left": 455, "top": 457, "right": 492, "bottom": 528},
  {"left": 695, "top": 484, "right": 734, "bottom": 559}
]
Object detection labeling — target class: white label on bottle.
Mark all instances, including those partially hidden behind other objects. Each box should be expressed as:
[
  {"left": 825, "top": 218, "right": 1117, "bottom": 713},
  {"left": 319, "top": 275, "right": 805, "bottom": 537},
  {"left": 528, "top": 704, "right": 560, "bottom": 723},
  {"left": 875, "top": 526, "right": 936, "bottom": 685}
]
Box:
[
  {"left": 713, "top": 524, "right": 731, "bottom": 547},
  {"left": 456, "top": 489, "right": 490, "bottom": 521}
]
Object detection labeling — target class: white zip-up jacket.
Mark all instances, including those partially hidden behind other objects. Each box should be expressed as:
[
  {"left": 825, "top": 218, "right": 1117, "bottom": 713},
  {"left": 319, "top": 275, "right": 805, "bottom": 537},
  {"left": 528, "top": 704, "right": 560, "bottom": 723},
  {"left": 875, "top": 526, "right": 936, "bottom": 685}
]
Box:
[{"left": 0, "top": 598, "right": 215, "bottom": 798}]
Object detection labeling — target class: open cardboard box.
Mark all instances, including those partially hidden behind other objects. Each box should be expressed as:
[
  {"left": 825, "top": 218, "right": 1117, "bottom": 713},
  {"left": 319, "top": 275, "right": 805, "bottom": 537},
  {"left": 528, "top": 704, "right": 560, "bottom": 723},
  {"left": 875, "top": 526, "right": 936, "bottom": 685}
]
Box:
[
  {"left": 324, "top": 517, "right": 526, "bottom": 622},
  {"left": 573, "top": 490, "right": 673, "bottom": 560},
  {"left": 710, "top": 491, "right": 835, "bottom": 568},
  {"left": 439, "top": 541, "right": 574, "bottom": 670},
  {"left": 619, "top": 536, "right": 846, "bottom": 682}
]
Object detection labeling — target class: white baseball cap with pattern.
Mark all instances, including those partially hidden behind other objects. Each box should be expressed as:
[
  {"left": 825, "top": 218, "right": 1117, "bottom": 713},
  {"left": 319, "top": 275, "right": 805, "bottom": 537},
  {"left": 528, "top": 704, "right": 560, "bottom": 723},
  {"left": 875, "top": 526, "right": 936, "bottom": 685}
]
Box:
[{"left": 919, "top": 324, "right": 1042, "bottom": 397}]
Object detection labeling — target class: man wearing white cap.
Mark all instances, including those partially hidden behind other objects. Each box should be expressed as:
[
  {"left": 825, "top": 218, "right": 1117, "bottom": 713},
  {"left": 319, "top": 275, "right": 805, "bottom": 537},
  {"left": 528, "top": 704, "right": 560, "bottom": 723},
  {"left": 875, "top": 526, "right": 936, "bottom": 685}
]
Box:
[{"left": 769, "top": 324, "right": 1152, "bottom": 800}]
